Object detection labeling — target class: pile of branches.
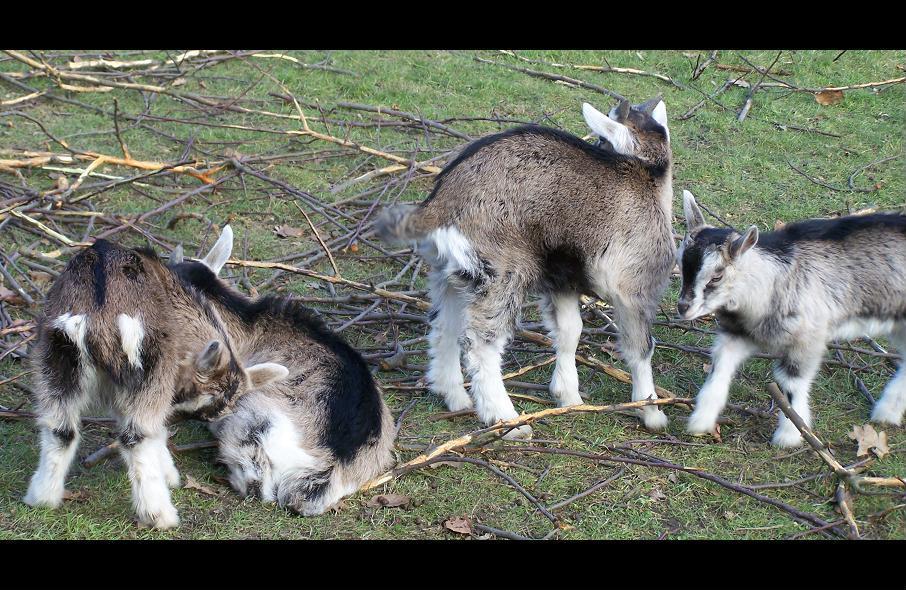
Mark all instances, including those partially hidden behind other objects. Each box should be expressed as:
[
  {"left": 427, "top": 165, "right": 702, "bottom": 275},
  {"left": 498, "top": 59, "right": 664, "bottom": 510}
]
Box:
[{"left": 1, "top": 49, "right": 904, "bottom": 540}]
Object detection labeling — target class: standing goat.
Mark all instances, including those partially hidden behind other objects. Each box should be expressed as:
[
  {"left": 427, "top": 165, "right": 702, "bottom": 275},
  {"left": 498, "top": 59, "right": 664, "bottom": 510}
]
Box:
[
  {"left": 22, "top": 228, "right": 286, "bottom": 528},
  {"left": 376, "top": 98, "right": 675, "bottom": 437},
  {"left": 169, "top": 238, "right": 395, "bottom": 516},
  {"left": 679, "top": 190, "right": 906, "bottom": 447}
]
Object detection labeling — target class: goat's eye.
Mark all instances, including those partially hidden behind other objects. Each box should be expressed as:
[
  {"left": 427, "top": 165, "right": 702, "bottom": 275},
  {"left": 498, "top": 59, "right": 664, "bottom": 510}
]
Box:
[{"left": 708, "top": 272, "right": 723, "bottom": 285}]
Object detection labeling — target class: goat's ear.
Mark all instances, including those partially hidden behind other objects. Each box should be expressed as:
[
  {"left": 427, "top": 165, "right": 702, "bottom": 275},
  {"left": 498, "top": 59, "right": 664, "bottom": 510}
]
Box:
[
  {"left": 651, "top": 100, "right": 668, "bottom": 131},
  {"left": 245, "top": 362, "right": 289, "bottom": 388},
  {"left": 637, "top": 95, "right": 663, "bottom": 115},
  {"left": 582, "top": 102, "right": 634, "bottom": 156},
  {"left": 683, "top": 190, "right": 706, "bottom": 232},
  {"left": 612, "top": 99, "right": 631, "bottom": 123},
  {"left": 201, "top": 224, "right": 233, "bottom": 275},
  {"left": 196, "top": 340, "right": 225, "bottom": 374},
  {"left": 170, "top": 244, "right": 184, "bottom": 265},
  {"left": 728, "top": 225, "right": 759, "bottom": 260}
]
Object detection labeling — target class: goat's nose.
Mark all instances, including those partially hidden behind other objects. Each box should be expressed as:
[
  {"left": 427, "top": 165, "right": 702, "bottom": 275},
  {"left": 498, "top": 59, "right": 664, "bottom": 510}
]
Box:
[{"left": 677, "top": 300, "right": 690, "bottom": 316}]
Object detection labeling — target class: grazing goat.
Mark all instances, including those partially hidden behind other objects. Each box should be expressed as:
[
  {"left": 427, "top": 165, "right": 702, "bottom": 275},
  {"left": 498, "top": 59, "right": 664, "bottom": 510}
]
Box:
[
  {"left": 376, "top": 98, "right": 675, "bottom": 437},
  {"left": 169, "top": 238, "right": 395, "bottom": 516},
  {"left": 22, "top": 228, "right": 286, "bottom": 528},
  {"left": 679, "top": 190, "right": 906, "bottom": 447}
]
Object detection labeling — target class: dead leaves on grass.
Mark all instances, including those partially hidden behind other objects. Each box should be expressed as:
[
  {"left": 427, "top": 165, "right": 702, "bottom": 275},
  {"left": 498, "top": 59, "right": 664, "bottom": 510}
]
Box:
[
  {"left": 815, "top": 89, "right": 844, "bottom": 105},
  {"left": 273, "top": 225, "right": 306, "bottom": 239},
  {"left": 183, "top": 474, "right": 221, "bottom": 497},
  {"left": 366, "top": 493, "right": 411, "bottom": 509},
  {"left": 443, "top": 516, "right": 473, "bottom": 535},
  {"left": 849, "top": 424, "right": 889, "bottom": 459}
]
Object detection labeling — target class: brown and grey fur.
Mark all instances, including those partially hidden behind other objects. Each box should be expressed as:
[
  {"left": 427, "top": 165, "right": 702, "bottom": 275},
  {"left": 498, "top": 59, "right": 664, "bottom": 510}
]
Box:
[
  {"left": 376, "top": 98, "right": 675, "bottom": 436},
  {"left": 22, "top": 230, "right": 256, "bottom": 529},
  {"left": 679, "top": 190, "right": 906, "bottom": 447},
  {"left": 170, "top": 246, "right": 395, "bottom": 516}
]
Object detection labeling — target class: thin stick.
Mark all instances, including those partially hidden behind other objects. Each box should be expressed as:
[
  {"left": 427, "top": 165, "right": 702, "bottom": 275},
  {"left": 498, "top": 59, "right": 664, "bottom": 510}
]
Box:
[{"left": 293, "top": 202, "right": 340, "bottom": 278}]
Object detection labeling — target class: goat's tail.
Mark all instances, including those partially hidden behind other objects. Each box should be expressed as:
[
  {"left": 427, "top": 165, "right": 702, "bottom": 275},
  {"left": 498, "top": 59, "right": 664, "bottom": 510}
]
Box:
[{"left": 374, "top": 204, "right": 439, "bottom": 243}]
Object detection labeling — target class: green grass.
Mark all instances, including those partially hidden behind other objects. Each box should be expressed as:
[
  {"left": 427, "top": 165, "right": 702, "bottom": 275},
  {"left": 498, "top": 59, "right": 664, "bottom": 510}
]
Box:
[{"left": 1, "top": 50, "right": 904, "bottom": 540}]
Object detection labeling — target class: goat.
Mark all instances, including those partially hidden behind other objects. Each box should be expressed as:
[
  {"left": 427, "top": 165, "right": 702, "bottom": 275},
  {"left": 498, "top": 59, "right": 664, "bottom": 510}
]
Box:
[
  {"left": 678, "top": 190, "right": 906, "bottom": 447},
  {"left": 22, "top": 228, "right": 287, "bottom": 528},
  {"left": 376, "top": 98, "right": 675, "bottom": 437},
  {"left": 168, "top": 238, "right": 395, "bottom": 516}
]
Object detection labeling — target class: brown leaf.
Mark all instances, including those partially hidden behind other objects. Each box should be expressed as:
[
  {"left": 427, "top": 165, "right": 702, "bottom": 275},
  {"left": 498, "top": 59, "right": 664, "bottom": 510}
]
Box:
[
  {"left": 0, "top": 285, "right": 24, "bottom": 305},
  {"left": 773, "top": 219, "right": 786, "bottom": 231},
  {"left": 848, "top": 424, "right": 889, "bottom": 459},
  {"left": 183, "top": 474, "right": 220, "bottom": 496},
  {"left": 702, "top": 362, "right": 712, "bottom": 374},
  {"left": 366, "top": 493, "right": 411, "bottom": 508},
  {"left": 443, "top": 516, "right": 473, "bottom": 535},
  {"left": 273, "top": 225, "right": 306, "bottom": 239},
  {"left": 815, "top": 89, "right": 844, "bottom": 106},
  {"left": 667, "top": 472, "right": 679, "bottom": 484},
  {"left": 648, "top": 487, "right": 667, "bottom": 502},
  {"left": 62, "top": 489, "right": 90, "bottom": 503}
]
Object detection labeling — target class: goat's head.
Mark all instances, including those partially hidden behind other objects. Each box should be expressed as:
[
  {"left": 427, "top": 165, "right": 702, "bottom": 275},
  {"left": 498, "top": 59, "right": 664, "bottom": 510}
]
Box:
[
  {"left": 676, "top": 190, "right": 759, "bottom": 321},
  {"left": 174, "top": 338, "right": 289, "bottom": 419},
  {"left": 582, "top": 96, "right": 670, "bottom": 161}
]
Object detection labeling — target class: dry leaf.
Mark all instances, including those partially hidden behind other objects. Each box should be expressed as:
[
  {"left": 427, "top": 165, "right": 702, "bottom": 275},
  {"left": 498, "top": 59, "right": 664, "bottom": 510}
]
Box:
[
  {"left": 0, "top": 286, "right": 24, "bottom": 305},
  {"left": 274, "top": 225, "right": 306, "bottom": 239},
  {"left": 443, "top": 516, "right": 473, "bottom": 535},
  {"left": 667, "top": 472, "right": 679, "bottom": 484},
  {"left": 773, "top": 219, "right": 786, "bottom": 231},
  {"left": 62, "top": 489, "right": 90, "bottom": 502},
  {"left": 702, "top": 362, "right": 712, "bottom": 374},
  {"left": 815, "top": 89, "right": 844, "bottom": 106},
  {"left": 723, "top": 510, "right": 737, "bottom": 520},
  {"left": 183, "top": 474, "right": 219, "bottom": 496},
  {"left": 349, "top": 242, "right": 359, "bottom": 253},
  {"left": 848, "top": 424, "right": 889, "bottom": 458},
  {"left": 648, "top": 487, "right": 667, "bottom": 502},
  {"left": 366, "top": 493, "right": 411, "bottom": 508}
]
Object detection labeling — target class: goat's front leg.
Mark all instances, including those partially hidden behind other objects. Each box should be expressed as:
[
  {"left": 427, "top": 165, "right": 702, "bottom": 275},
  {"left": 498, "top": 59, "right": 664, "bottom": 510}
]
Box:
[
  {"left": 771, "top": 348, "right": 823, "bottom": 448},
  {"left": 687, "top": 333, "right": 756, "bottom": 435},
  {"left": 117, "top": 415, "right": 180, "bottom": 529}
]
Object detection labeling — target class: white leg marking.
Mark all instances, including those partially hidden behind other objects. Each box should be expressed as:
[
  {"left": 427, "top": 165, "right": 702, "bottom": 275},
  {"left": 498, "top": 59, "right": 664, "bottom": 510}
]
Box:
[
  {"left": 543, "top": 293, "right": 584, "bottom": 408},
  {"left": 23, "top": 426, "right": 80, "bottom": 509},
  {"left": 872, "top": 326, "right": 906, "bottom": 426},
  {"left": 465, "top": 335, "right": 531, "bottom": 439},
  {"left": 627, "top": 348, "right": 669, "bottom": 431},
  {"left": 427, "top": 277, "right": 472, "bottom": 411},
  {"left": 121, "top": 431, "right": 179, "bottom": 529},
  {"left": 687, "top": 335, "right": 756, "bottom": 435},
  {"left": 117, "top": 313, "right": 144, "bottom": 369}
]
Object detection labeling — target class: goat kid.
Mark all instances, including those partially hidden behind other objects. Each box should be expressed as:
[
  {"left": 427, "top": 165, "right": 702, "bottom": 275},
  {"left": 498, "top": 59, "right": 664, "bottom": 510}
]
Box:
[
  {"left": 169, "top": 239, "right": 395, "bottom": 516},
  {"left": 22, "top": 228, "right": 284, "bottom": 528},
  {"left": 376, "top": 97, "right": 675, "bottom": 437},
  {"left": 679, "top": 190, "right": 906, "bottom": 447}
]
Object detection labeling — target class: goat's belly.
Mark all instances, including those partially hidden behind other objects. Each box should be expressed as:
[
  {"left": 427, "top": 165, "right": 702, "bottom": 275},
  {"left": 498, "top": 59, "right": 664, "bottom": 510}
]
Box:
[{"left": 832, "top": 317, "right": 896, "bottom": 341}]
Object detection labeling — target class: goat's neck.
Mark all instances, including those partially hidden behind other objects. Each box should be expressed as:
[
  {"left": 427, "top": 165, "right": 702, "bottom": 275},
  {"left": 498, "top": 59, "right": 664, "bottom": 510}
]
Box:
[{"left": 725, "top": 249, "right": 785, "bottom": 322}]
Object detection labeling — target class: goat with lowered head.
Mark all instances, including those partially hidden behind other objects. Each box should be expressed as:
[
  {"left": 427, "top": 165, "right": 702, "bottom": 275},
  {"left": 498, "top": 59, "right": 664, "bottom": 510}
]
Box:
[
  {"left": 168, "top": 234, "right": 395, "bottom": 516},
  {"left": 679, "top": 190, "right": 906, "bottom": 447},
  {"left": 376, "top": 97, "right": 675, "bottom": 437},
  {"left": 22, "top": 228, "right": 287, "bottom": 528}
]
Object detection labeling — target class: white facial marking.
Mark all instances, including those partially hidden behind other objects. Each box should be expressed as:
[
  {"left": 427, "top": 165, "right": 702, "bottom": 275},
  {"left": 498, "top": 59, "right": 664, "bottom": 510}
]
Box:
[
  {"left": 117, "top": 314, "right": 144, "bottom": 369},
  {"left": 582, "top": 102, "right": 635, "bottom": 156}
]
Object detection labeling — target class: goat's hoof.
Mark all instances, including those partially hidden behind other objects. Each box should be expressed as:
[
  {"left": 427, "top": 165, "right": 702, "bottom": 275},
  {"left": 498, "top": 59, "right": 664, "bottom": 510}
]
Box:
[
  {"left": 555, "top": 392, "right": 584, "bottom": 408},
  {"left": 444, "top": 393, "right": 474, "bottom": 412},
  {"left": 22, "top": 490, "right": 63, "bottom": 510},
  {"left": 642, "top": 408, "right": 669, "bottom": 431},
  {"left": 502, "top": 424, "right": 533, "bottom": 440},
  {"left": 771, "top": 427, "right": 804, "bottom": 449},
  {"left": 870, "top": 404, "right": 903, "bottom": 427},
  {"left": 138, "top": 507, "right": 180, "bottom": 530},
  {"left": 685, "top": 412, "right": 717, "bottom": 436}
]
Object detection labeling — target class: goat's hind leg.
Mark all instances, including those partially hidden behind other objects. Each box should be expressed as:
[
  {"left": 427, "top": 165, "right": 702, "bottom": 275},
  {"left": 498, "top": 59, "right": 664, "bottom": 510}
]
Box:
[
  {"left": 426, "top": 268, "right": 472, "bottom": 412},
  {"left": 871, "top": 323, "right": 906, "bottom": 426},
  {"left": 612, "top": 298, "right": 668, "bottom": 430},
  {"left": 461, "top": 272, "right": 531, "bottom": 439},
  {"left": 540, "top": 291, "right": 584, "bottom": 407},
  {"left": 117, "top": 409, "right": 180, "bottom": 529},
  {"left": 23, "top": 394, "right": 87, "bottom": 509}
]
